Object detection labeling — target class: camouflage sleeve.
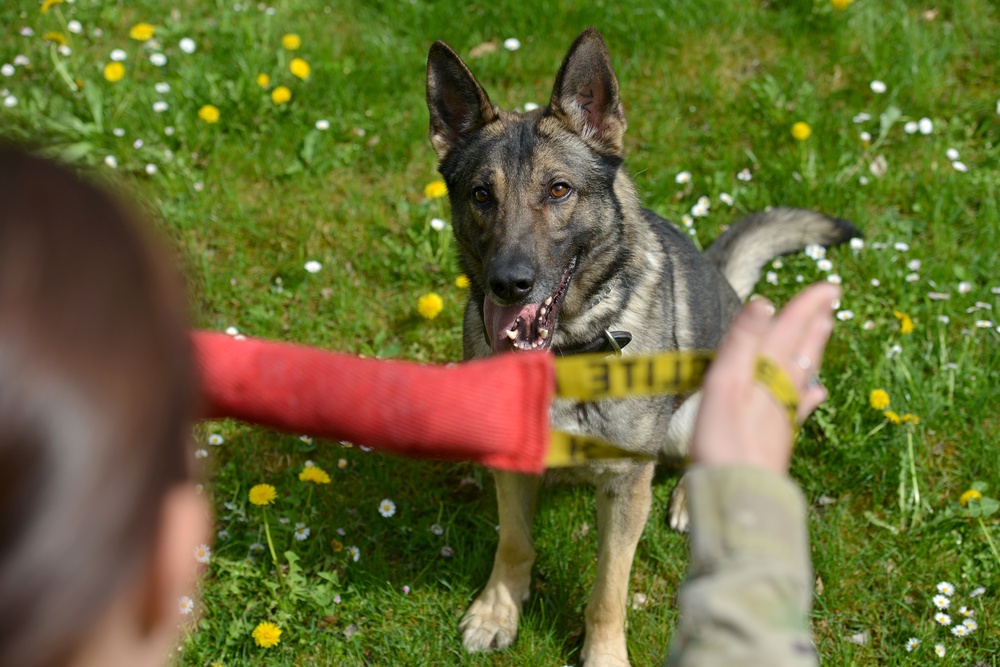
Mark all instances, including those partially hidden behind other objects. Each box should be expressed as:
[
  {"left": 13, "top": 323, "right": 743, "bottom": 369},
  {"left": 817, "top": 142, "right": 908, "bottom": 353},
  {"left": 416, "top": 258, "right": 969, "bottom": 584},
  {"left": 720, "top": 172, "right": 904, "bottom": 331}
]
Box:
[{"left": 664, "top": 466, "right": 818, "bottom": 667}]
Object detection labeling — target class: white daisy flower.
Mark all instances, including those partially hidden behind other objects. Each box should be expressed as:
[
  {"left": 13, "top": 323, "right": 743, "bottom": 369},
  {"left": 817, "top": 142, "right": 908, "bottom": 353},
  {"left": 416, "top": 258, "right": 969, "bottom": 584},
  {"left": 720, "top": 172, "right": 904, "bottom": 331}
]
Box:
[
  {"left": 430, "top": 523, "right": 444, "bottom": 535},
  {"left": 853, "top": 112, "right": 871, "bottom": 123},
  {"left": 719, "top": 192, "right": 734, "bottom": 206},
  {"left": 946, "top": 147, "right": 960, "bottom": 161},
  {"left": 14, "top": 55, "right": 29, "bottom": 66},
  {"left": 150, "top": 53, "right": 167, "bottom": 67},
  {"left": 817, "top": 258, "right": 833, "bottom": 272},
  {"left": 691, "top": 201, "right": 709, "bottom": 217},
  {"left": 278, "top": 517, "right": 290, "bottom": 525},
  {"left": 951, "top": 624, "right": 969, "bottom": 637},
  {"left": 837, "top": 310, "right": 854, "bottom": 321},
  {"left": 20, "top": 27, "right": 35, "bottom": 37},
  {"left": 737, "top": 168, "right": 752, "bottom": 181},
  {"left": 430, "top": 217, "right": 446, "bottom": 231},
  {"left": 766, "top": 271, "right": 778, "bottom": 286},
  {"left": 57, "top": 45, "right": 72, "bottom": 57},
  {"left": 918, "top": 117, "right": 933, "bottom": 134},
  {"left": 155, "top": 81, "right": 171, "bottom": 94},
  {"left": 681, "top": 214, "right": 694, "bottom": 228},
  {"left": 208, "top": 433, "right": 224, "bottom": 446},
  {"left": 905, "top": 273, "right": 919, "bottom": 282},
  {"left": 952, "top": 160, "right": 968, "bottom": 172},
  {"left": 194, "top": 544, "right": 211, "bottom": 564},
  {"left": 337, "top": 458, "right": 347, "bottom": 469},
  {"left": 249, "top": 542, "right": 265, "bottom": 552},
  {"left": 904, "top": 120, "right": 919, "bottom": 134},
  {"left": 850, "top": 237, "right": 865, "bottom": 252},
  {"left": 827, "top": 274, "right": 842, "bottom": 285},
  {"left": 870, "top": 80, "right": 887, "bottom": 94},
  {"left": 933, "top": 594, "right": 950, "bottom": 609},
  {"left": 179, "top": 37, "right": 196, "bottom": 53},
  {"left": 225, "top": 326, "right": 239, "bottom": 336},
  {"left": 675, "top": 171, "right": 692, "bottom": 184},
  {"left": 440, "top": 545, "right": 454, "bottom": 558},
  {"left": 300, "top": 435, "right": 313, "bottom": 444},
  {"left": 772, "top": 259, "right": 783, "bottom": 268},
  {"left": 958, "top": 281, "right": 973, "bottom": 294},
  {"left": 3, "top": 95, "right": 18, "bottom": 108},
  {"left": 523, "top": 102, "right": 539, "bottom": 112},
  {"left": 938, "top": 315, "right": 950, "bottom": 324},
  {"left": 304, "top": 260, "right": 322, "bottom": 273},
  {"left": 936, "top": 581, "right": 955, "bottom": 596},
  {"left": 969, "top": 586, "right": 985, "bottom": 597},
  {"left": 503, "top": 37, "right": 521, "bottom": 51},
  {"left": 110, "top": 49, "right": 127, "bottom": 62},
  {"left": 145, "top": 163, "right": 158, "bottom": 176},
  {"left": 348, "top": 545, "right": 360, "bottom": 562},
  {"left": 905, "top": 637, "right": 919, "bottom": 652},
  {"left": 804, "top": 244, "right": 826, "bottom": 260},
  {"left": 894, "top": 241, "right": 909, "bottom": 252},
  {"left": 153, "top": 101, "right": 168, "bottom": 113},
  {"left": 104, "top": 155, "right": 118, "bottom": 169},
  {"left": 928, "top": 292, "right": 949, "bottom": 300},
  {"left": 934, "top": 643, "right": 945, "bottom": 657},
  {"left": 859, "top": 175, "right": 869, "bottom": 185},
  {"left": 859, "top": 131, "right": 871, "bottom": 142},
  {"left": 934, "top": 612, "right": 951, "bottom": 625},
  {"left": 67, "top": 20, "right": 82, "bottom": 34},
  {"left": 975, "top": 320, "right": 994, "bottom": 328},
  {"left": 164, "top": 125, "right": 175, "bottom": 136},
  {"left": 315, "top": 119, "right": 330, "bottom": 130},
  {"left": 963, "top": 618, "right": 978, "bottom": 631},
  {"left": 379, "top": 498, "right": 396, "bottom": 518},
  {"left": 863, "top": 320, "right": 875, "bottom": 330},
  {"left": 194, "top": 448, "right": 208, "bottom": 459},
  {"left": 1, "top": 64, "right": 14, "bottom": 77},
  {"left": 907, "top": 259, "right": 922, "bottom": 271},
  {"left": 179, "top": 595, "right": 195, "bottom": 615},
  {"left": 294, "top": 523, "right": 311, "bottom": 541}
]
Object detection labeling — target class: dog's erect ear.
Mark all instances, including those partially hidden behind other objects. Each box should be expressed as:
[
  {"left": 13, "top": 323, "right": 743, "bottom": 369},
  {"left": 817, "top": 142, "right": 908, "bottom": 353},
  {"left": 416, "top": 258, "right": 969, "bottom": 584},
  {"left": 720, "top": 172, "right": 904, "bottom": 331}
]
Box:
[
  {"left": 426, "top": 41, "right": 498, "bottom": 161},
  {"left": 548, "top": 27, "right": 627, "bottom": 155}
]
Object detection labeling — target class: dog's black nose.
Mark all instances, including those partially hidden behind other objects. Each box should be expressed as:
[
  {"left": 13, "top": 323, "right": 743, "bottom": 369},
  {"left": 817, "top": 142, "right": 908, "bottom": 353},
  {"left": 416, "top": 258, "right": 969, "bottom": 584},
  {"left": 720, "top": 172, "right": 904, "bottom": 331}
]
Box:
[{"left": 488, "top": 260, "right": 535, "bottom": 304}]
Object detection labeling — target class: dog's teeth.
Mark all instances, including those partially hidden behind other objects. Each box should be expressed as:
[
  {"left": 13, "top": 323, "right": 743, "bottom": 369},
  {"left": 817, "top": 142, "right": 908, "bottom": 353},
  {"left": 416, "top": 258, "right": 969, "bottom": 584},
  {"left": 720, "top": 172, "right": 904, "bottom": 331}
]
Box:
[
  {"left": 539, "top": 307, "right": 547, "bottom": 317},
  {"left": 506, "top": 329, "right": 518, "bottom": 340},
  {"left": 539, "top": 328, "right": 549, "bottom": 339},
  {"left": 531, "top": 342, "right": 538, "bottom": 349},
  {"left": 544, "top": 296, "right": 553, "bottom": 306}
]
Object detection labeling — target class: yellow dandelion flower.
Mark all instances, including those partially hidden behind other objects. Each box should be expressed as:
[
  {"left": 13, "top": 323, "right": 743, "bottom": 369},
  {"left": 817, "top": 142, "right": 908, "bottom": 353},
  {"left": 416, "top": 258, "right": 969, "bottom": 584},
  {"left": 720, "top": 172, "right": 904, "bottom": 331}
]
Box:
[
  {"left": 248, "top": 483, "right": 277, "bottom": 506},
  {"left": 103, "top": 62, "right": 125, "bottom": 83},
  {"left": 869, "top": 389, "right": 890, "bottom": 410},
  {"left": 330, "top": 538, "right": 344, "bottom": 553},
  {"left": 884, "top": 410, "right": 902, "bottom": 425},
  {"left": 129, "top": 23, "right": 155, "bottom": 42},
  {"left": 299, "top": 466, "right": 331, "bottom": 484},
  {"left": 791, "top": 121, "right": 812, "bottom": 141},
  {"left": 831, "top": 0, "right": 854, "bottom": 10},
  {"left": 42, "top": 31, "right": 68, "bottom": 46},
  {"left": 256, "top": 72, "right": 271, "bottom": 88},
  {"left": 418, "top": 292, "right": 444, "bottom": 320},
  {"left": 900, "top": 413, "right": 920, "bottom": 424},
  {"left": 251, "top": 621, "right": 282, "bottom": 648},
  {"left": 198, "top": 104, "right": 220, "bottom": 124},
  {"left": 271, "top": 85, "right": 291, "bottom": 105},
  {"left": 455, "top": 274, "right": 470, "bottom": 289},
  {"left": 40, "top": 0, "right": 64, "bottom": 13},
  {"left": 281, "top": 33, "right": 301, "bottom": 50},
  {"left": 960, "top": 489, "right": 983, "bottom": 506},
  {"left": 289, "top": 57, "right": 310, "bottom": 80},
  {"left": 424, "top": 180, "right": 448, "bottom": 199},
  {"left": 892, "top": 309, "right": 914, "bottom": 335}
]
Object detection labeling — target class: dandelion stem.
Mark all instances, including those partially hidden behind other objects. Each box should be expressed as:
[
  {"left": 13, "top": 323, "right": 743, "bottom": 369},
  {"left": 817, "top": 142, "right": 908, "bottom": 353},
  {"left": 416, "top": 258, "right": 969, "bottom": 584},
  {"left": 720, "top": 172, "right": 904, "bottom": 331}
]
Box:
[
  {"left": 979, "top": 517, "right": 1000, "bottom": 566},
  {"left": 907, "top": 428, "right": 920, "bottom": 527},
  {"left": 262, "top": 511, "right": 285, "bottom": 592}
]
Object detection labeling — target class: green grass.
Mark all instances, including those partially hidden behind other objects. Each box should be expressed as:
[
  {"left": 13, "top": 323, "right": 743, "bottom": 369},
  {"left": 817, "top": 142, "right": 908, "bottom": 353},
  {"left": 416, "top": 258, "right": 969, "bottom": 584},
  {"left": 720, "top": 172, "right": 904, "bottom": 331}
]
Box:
[{"left": 3, "top": 0, "right": 1000, "bottom": 665}]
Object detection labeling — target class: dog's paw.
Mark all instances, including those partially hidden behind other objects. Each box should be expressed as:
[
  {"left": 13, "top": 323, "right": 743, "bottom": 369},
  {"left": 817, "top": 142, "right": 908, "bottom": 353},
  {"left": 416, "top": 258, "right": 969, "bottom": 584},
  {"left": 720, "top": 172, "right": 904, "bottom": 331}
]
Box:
[
  {"left": 667, "top": 475, "right": 689, "bottom": 533},
  {"left": 459, "top": 588, "right": 521, "bottom": 653}
]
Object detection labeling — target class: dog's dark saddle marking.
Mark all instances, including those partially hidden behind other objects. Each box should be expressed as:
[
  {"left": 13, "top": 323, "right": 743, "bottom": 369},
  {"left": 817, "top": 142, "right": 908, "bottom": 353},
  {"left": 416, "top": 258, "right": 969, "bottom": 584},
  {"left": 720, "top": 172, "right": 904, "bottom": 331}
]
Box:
[{"left": 553, "top": 330, "right": 632, "bottom": 357}]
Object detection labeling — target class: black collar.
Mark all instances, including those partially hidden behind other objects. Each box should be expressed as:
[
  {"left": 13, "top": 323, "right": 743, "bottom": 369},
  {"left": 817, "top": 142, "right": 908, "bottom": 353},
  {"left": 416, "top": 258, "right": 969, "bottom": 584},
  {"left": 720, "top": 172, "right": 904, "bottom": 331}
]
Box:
[{"left": 553, "top": 330, "right": 632, "bottom": 357}]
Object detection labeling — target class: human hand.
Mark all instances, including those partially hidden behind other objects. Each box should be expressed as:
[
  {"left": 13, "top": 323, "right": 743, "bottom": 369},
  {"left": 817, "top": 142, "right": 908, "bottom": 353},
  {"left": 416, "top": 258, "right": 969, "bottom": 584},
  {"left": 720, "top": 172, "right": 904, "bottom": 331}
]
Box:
[{"left": 690, "top": 282, "right": 841, "bottom": 475}]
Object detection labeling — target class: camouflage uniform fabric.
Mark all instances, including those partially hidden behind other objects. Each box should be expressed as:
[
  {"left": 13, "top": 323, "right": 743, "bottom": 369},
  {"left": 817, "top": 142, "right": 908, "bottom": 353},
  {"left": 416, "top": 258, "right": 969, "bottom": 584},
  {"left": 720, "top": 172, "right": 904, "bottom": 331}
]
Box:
[{"left": 666, "top": 466, "right": 818, "bottom": 667}]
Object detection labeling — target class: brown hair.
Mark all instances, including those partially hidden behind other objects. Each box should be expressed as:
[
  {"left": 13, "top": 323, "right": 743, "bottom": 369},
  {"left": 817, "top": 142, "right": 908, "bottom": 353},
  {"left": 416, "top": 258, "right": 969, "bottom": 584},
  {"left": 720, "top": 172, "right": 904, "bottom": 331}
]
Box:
[{"left": 0, "top": 147, "right": 197, "bottom": 667}]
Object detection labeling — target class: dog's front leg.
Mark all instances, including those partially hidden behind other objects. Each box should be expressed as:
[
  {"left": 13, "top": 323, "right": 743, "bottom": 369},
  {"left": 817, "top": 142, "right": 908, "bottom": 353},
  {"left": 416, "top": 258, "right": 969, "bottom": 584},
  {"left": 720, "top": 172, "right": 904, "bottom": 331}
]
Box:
[
  {"left": 582, "top": 462, "right": 655, "bottom": 667},
  {"left": 460, "top": 470, "right": 541, "bottom": 653}
]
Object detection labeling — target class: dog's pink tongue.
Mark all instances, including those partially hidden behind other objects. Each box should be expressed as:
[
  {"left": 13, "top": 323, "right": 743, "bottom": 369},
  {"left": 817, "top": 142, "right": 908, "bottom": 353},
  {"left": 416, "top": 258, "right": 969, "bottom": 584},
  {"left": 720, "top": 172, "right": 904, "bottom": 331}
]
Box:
[{"left": 484, "top": 298, "right": 538, "bottom": 353}]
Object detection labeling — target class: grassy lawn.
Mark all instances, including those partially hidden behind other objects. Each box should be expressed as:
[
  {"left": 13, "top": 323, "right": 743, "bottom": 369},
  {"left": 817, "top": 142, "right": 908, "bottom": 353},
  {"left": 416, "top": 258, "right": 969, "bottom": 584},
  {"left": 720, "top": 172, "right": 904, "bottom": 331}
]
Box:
[{"left": 2, "top": 0, "right": 999, "bottom": 665}]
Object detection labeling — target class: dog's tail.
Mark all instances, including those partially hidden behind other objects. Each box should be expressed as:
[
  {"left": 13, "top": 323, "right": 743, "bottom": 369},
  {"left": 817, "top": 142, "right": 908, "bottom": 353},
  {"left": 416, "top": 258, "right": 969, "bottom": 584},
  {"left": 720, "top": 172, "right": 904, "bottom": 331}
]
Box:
[{"left": 705, "top": 208, "right": 860, "bottom": 300}]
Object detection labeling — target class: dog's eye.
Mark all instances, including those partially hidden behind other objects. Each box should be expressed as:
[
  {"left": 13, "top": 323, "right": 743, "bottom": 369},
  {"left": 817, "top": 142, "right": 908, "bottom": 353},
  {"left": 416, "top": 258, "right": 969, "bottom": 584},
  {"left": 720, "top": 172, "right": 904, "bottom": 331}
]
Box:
[
  {"left": 473, "top": 187, "right": 490, "bottom": 204},
  {"left": 550, "top": 183, "right": 572, "bottom": 199}
]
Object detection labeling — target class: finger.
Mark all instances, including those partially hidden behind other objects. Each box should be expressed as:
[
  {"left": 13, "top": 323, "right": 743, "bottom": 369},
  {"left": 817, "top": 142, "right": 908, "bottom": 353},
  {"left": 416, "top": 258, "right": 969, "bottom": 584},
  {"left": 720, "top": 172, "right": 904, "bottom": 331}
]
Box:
[
  {"left": 709, "top": 298, "right": 774, "bottom": 379},
  {"left": 761, "top": 283, "right": 840, "bottom": 377},
  {"left": 798, "top": 381, "right": 828, "bottom": 421}
]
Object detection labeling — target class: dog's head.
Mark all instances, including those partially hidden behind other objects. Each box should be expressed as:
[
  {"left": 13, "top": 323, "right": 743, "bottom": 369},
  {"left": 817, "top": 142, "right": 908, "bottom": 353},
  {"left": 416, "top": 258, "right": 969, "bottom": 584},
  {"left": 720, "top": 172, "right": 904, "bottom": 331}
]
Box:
[{"left": 426, "top": 28, "right": 632, "bottom": 353}]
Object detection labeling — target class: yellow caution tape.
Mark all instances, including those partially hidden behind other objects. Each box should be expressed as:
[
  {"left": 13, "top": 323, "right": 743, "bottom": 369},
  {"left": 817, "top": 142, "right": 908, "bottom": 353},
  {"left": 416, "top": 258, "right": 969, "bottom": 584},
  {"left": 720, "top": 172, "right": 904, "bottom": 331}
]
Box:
[
  {"left": 752, "top": 355, "right": 800, "bottom": 441},
  {"left": 545, "top": 430, "right": 687, "bottom": 468},
  {"left": 553, "top": 350, "right": 714, "bottom": 401}
]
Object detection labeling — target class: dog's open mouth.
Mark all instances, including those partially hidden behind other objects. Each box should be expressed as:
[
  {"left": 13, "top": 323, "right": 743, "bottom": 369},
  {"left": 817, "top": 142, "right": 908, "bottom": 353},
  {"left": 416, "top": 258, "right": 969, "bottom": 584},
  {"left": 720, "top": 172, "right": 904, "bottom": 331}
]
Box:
[{"left": 484, "top": 257, "right": 577, "bottom": 353}]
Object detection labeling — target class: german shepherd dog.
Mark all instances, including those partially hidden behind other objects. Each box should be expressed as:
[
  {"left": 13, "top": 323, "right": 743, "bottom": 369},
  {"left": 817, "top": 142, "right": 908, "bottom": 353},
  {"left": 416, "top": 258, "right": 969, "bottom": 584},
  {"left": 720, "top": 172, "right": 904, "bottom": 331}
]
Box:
[{"left": 426, "top": 27, "right": 857, "bottom": 666}]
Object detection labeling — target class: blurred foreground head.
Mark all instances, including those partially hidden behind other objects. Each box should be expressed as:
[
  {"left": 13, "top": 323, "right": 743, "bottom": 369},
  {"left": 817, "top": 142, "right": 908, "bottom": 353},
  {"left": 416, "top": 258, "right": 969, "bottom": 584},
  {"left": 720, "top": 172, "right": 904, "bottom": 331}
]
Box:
[{"left": 0, "top": 147, "right": 200, "bottom": 667}]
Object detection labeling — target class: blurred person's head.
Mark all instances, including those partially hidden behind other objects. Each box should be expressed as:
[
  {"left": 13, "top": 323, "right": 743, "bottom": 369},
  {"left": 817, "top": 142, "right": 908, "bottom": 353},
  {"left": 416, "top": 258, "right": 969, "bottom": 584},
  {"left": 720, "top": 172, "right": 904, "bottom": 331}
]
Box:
[{"left": 0, "top": 147, "right": 208, "bottom": 667}]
